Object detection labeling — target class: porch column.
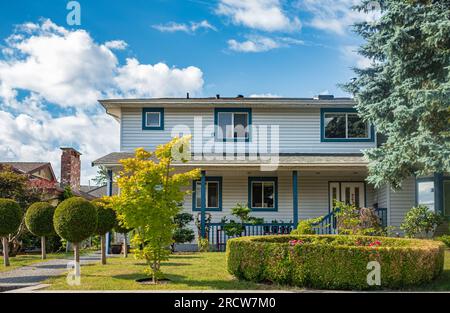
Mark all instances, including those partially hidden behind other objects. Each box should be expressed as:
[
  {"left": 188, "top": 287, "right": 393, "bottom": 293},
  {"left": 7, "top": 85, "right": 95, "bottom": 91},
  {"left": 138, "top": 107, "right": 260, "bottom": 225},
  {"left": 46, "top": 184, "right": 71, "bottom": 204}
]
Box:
[
  {"left": 106, "top": 169, "right": 113, "bottom": 255},
  {"left": 292, "top": 170, "right": 298, "bottom": 228},
  {"left": 200, "top": 170, "right": 206, "bottom": 238}
]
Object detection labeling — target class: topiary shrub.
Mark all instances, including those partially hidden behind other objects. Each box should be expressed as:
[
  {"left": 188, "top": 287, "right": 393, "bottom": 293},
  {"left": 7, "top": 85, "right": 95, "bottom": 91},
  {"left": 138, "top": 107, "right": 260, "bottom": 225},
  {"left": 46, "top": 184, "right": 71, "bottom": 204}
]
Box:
[
  {"left": 54, "top": 197, "right": 97, "bottom": 263},
  {"left": 0, "top": 198, "right": 22, "bottom": 267},
  {"left": 92, "top": 199, "right": 116, "bottom": 265},
  {"left": 227, "top": 235, "right": 445, "bottom": 290},
  {"left": 25, "top": 202, "right": 55, "bottom": 260}
]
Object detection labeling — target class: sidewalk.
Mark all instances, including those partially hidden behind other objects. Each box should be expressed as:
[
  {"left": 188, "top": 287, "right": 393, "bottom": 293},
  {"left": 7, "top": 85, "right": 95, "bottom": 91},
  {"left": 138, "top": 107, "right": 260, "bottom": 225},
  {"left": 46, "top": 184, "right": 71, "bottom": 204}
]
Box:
[{"left": 0, "top": 253, "right": 100, "bottom": 290}]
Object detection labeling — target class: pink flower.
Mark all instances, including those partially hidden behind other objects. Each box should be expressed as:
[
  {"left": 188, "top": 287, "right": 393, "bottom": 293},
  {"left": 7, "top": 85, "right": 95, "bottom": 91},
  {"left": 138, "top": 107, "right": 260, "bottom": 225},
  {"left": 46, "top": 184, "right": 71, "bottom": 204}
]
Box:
[{"left": 289, "top": 239, "right": 304, "bottom": 246}]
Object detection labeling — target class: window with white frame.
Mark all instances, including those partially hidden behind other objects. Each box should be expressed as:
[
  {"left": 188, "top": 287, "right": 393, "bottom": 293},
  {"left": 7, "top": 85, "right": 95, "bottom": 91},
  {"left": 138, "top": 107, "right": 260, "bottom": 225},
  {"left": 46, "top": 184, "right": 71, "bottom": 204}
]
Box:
[
  {"left": 216, "top": 110, "right": 250, "bottom": 140},
  {"left": 249, "top": 178, "right": 277, "bottom": 210},
  {"left": 324, "top": 112, "right": 370, "bottom": 139},
  {"left": 145, "top": 112, "right": 161, "bottom": 128},
  {"left": 417, "top": 180, "right": 435, "bottom": 211},
  {"left": 195, "top": 180, "right": 220, "bottom": 209}
]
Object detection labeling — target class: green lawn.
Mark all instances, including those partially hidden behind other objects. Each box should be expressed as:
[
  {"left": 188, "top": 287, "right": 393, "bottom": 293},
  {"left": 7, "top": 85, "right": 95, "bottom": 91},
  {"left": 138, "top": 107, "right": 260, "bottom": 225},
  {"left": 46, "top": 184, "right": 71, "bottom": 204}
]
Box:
[
  {"left": 42, "top": 250, "right": 450, "bottom": 291},
  {"left": 43, "top": 252, "right": 297, "bottom": 291}
]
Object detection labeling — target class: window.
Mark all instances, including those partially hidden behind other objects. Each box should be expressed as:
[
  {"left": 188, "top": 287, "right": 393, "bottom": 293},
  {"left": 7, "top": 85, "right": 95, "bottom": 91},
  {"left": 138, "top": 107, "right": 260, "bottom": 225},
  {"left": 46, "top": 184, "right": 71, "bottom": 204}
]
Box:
[
  {"left": 214, "top": 108, "right": 251, "bottom": 141},
  {"left": 142, "top": 108, "right": 164, "bottom": 130},
  {"left": 248, "top": 177, "right": 277, "bottom": 211},
  {"left": 321, "top": 109, "right": 373, "bottom": 142},
  {"left": 417, "top": 180, "right": 435, "bottom": 211},
  {"left": 192, "top": 177, "right": 222, "bottom": 211}
]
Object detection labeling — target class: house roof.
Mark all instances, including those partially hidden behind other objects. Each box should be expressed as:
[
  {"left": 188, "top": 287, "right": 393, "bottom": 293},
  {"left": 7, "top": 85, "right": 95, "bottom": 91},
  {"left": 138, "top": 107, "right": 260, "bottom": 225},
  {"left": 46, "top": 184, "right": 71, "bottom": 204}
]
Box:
[
  {"left": 98, "top": 97, "right": 356, "bottom": 120},
  {"left": 92, "top": 152, "right": 368, "bottom": 168},
  {"left": 80, "top": 184, "right": 119, "bottom": 198},
  {"left": 0, "top": 162, "right": 57, "bottom": 181}
]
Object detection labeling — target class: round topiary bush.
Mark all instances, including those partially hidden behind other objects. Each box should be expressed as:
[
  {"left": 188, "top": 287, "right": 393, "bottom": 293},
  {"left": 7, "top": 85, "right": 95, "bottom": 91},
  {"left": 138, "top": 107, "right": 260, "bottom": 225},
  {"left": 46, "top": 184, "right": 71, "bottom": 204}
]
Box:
[
  {"left": 0, "top": 198, "right": 22, "bottom": 267},
  {"left": 54, "top": 197, "right": 97, "bottom": 244},
  {"left": 25, "top": 202, "right": 55, "bottom": 237},
  {"left": 92, "top": 199, "right": 116, "bottom": 236},
  {"left": 0, "top": 198, "right": 22, "bottom": 237},
  {"left": 227, "top": 235, "right": 445, "bottom": 290}
]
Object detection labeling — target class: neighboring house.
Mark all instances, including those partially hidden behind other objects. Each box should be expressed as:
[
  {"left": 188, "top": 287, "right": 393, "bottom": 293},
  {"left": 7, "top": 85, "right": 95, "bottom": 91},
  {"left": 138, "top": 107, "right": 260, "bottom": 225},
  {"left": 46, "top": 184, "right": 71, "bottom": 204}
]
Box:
[
  {"left": 93, "top": 95, "right": 450, "bottom": 248},
  {"left": 1, "top": 148, "right": 97, "bottom": 204}
]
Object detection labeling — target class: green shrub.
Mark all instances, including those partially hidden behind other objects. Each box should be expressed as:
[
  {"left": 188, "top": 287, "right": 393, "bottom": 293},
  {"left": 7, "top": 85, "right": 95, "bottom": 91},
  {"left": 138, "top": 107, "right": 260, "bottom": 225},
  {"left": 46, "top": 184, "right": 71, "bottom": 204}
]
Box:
[
  {"left": 54, "top": 197, "right": 98, "bottom": 243},
  {"left": 0, "top": 198, "right": 22, "bottom": 236},
  {"left": 92, "top": 199, "right": 116, "bottom": 235},
  {"left": 401, "top": 205, "right": 443, "bottom": 238},
  {"left": 25, "top": 202, "right": 55, "bottom": 237},
  {"left": 291, "top": 217, "right": 323, "bottom": 235},
  {"left": 227, "top": 235, "right": 445, "bottom": 290},
  {"left": 436, "top": 235, "right": 450, "bottom": 248}
]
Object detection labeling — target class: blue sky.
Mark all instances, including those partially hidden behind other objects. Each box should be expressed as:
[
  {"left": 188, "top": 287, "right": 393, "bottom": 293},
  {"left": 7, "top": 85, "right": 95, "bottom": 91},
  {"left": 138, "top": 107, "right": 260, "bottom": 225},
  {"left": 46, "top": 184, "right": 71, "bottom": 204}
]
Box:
[{"left": 0, "top": 0, "right": 372, "bottom": 183}]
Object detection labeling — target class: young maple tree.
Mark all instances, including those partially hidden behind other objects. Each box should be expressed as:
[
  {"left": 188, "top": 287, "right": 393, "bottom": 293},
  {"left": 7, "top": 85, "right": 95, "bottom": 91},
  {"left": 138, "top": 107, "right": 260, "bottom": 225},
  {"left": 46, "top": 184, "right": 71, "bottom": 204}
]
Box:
[
  {"left": 111, "top": 136, "right": 200, "bottom": 283},
  {"left": 344, "top": 0, "right": 450, "bottom": 189}
]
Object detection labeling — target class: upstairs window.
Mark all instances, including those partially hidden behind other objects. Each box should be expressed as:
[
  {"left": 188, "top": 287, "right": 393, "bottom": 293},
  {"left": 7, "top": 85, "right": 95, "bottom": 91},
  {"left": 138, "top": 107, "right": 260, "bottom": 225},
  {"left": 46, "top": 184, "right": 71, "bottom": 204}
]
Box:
[
  {"left": 142, "top": 108, "right": 164, "bottom": 130},
  {"left": 321, "top": 109, "right": 373, "bottom": 142},
  {"left": 214, "top": 108, "right": 251, "bottom": 141}
]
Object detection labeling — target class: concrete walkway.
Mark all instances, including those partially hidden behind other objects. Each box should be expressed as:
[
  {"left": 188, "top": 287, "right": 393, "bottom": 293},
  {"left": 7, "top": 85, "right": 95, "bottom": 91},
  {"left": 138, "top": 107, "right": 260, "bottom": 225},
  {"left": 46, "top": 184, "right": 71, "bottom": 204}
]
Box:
[{"left": 0, "top": 252, "right": 100, "bottom": 289}]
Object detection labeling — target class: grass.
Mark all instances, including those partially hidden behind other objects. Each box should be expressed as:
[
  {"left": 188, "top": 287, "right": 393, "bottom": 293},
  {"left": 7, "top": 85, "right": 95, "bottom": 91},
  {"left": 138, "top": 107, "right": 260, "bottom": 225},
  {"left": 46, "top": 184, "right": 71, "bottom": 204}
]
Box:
[
  {"left": 44, "top": 252, "right": 299, "bottom": 291},
  {"left": 42, "top": 250, "right": 450, "bottom": 291}
]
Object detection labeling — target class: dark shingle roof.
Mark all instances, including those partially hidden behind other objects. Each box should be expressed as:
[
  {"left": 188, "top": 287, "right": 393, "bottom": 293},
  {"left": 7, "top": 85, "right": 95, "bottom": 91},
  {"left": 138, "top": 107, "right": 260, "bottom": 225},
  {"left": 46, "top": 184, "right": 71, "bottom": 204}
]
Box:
[{"left": 1, "top": 162, "right": 51, "bottom": 174}]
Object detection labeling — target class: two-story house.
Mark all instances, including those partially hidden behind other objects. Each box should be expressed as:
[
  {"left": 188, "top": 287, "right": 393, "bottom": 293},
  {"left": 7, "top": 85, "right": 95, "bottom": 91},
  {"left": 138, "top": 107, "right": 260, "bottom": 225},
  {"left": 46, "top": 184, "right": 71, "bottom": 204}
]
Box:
[{"left": 93, "top": 95, "right": 449, "bottom": 250}]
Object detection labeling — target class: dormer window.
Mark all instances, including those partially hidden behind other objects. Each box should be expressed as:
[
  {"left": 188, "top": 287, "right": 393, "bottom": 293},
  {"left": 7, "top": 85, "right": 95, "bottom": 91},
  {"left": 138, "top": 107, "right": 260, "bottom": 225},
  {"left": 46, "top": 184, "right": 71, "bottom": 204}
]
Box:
[
  {"left": 321, "top": 108, "right": 374, "bottom": 142},
  {"left": 142, "top": 108, "right": 164, "bottom": 130},
  {"left": 214, "top": 108, "right": 252, "bottom": 141}
]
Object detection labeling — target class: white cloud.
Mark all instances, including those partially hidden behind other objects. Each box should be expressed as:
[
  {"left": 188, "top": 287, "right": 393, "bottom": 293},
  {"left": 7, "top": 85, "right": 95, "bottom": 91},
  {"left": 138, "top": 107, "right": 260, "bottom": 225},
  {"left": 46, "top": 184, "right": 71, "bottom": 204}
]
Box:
[
  {"left": 227, "top": 35, "right": 304, "bottom": 53},
  {"left": 114, "top": 59, "right": 204, "bottom": 98},
  {"left": 0, "top": 19, "right": 205, "bottom": 184},
  {"left": 216, "top": 0, "right": 301, "bottom": 32},
  {"left": 152, "top": 20, "right": 217, "bottom": 33},
  {"left": 340, "top": 45, "right": 371, "bottom": 68},
  {"left": 299, "top": 0, "right": 381, "bottom": 36},
  {"left": 104, "top": 40, "right": 128, "bottom": 50}
]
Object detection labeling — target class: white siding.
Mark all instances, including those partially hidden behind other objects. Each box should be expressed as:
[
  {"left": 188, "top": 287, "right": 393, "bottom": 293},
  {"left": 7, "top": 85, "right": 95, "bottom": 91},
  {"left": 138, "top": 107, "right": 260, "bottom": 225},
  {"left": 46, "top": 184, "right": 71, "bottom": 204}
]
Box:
[
  {"left": 120, "top": 107, "right": 376, "bottom": 154},
  {"left": 388, "top": 177, "right": 416, "bottom": 229},
  {"left": 181, "top": 170, "right": 376, "bottom": 224}
]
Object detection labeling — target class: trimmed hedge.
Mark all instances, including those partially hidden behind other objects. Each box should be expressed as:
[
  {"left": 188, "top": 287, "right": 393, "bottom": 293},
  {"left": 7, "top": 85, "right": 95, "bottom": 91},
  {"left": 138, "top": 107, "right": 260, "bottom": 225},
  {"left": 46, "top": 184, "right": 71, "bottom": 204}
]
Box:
[
  {"left": 54, "top": 197, "right": 98, "bottom": 243},
  {"left": 25, "top": 202, "right": 55, "bottom": 237},
  {"left": 227, "top": 235, "right": 445, "bottom": 290},
  {"left": 0, "top": 198, "right": 22, "bottom": 237}
]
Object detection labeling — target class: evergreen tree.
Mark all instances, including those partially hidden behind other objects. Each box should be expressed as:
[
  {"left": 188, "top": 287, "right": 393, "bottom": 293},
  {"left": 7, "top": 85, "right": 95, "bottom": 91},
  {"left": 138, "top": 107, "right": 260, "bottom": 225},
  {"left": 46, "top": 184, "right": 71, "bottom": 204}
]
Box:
[{"left": 344, "top": 0, "right": 450, "bottom": 189}]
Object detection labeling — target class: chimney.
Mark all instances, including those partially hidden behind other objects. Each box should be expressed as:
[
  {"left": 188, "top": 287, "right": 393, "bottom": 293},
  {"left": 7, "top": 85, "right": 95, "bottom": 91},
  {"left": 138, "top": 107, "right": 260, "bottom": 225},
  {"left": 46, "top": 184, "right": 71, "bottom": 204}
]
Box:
[{"left": 60, "top": 147, "right": 81, "bottom": 192}]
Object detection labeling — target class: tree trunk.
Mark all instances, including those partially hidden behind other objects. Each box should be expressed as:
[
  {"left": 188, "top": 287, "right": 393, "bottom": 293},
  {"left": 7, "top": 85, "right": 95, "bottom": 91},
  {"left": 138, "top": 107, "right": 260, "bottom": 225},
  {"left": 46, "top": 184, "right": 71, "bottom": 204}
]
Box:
[
  {"left": 123, "top": 234, "right": 128, "bottom": 258},
  {"left": 41, "top": 236, "right": 46, "bottom": 260},
  {"left": 74, "top": 243, "right": 80, "bottom": 264},
  {"left": 2, "top": 237, "right": 9, "bottom": 267},
  {"left": 101, "top": 234, "right": 106, "bottom": 265}
]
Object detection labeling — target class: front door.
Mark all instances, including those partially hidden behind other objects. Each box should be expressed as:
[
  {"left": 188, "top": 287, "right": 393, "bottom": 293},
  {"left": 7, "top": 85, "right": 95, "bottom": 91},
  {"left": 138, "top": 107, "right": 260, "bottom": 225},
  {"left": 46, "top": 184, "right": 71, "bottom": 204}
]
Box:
[
  {"left": 340, "top": 182, "right": 365, "bottom": 208},
  {"left": 329, "top": 182, "right": 366, "bottom": 209},
  {"left": 444, "top": 180, "right": 450, "bottom": 218}
]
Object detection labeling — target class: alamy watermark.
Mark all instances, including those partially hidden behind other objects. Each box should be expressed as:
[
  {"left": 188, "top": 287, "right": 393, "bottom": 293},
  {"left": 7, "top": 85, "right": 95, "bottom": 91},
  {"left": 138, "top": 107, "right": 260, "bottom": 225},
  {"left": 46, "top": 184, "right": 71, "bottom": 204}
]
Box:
[{"left": 66, "top": 1, "right": 81, "bottom": 26}]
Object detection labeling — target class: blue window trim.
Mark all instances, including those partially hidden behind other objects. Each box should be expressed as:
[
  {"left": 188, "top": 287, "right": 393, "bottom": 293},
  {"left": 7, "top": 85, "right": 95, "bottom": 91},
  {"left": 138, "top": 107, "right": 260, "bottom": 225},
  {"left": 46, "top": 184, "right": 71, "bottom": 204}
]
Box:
[
  {"left": 320, "top": 108, "right": 375, "bottom": 142},
  {"left": 248, "top": 177, "right": 278, "bottom": 212},
  {"left": 214, "top": 108, "right": 252, "bottom": 142},
  {"left": 142, "top": 108, "right": 164, "bottom": 130},
  {"left": 192, "top": 176, "right": 222, "bottom": 212}
]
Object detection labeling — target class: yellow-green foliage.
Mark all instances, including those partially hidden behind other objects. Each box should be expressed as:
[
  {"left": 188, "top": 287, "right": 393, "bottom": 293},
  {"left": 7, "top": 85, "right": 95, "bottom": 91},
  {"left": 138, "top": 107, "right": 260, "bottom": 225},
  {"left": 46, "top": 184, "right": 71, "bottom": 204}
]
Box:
[
  {"left": 227, "top": 235, "right": 445, "bottom": 290},
  {"left": 110, "top": 136, "right": 200, "bottom": 282}
]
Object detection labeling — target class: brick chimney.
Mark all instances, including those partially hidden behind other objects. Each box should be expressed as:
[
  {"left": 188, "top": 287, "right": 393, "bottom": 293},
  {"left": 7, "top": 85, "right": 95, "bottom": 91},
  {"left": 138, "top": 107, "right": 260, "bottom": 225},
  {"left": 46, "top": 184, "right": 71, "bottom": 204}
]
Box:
[{"left": 60, "top": 147, "right": 81, "bottom": 192}]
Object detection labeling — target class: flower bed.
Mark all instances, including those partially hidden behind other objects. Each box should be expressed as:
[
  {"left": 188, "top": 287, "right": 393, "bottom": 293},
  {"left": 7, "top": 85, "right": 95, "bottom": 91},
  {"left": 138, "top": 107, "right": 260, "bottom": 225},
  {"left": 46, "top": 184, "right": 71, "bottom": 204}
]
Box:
[{"left": 226, "top": 235, "right": 445, "bottom": 290}]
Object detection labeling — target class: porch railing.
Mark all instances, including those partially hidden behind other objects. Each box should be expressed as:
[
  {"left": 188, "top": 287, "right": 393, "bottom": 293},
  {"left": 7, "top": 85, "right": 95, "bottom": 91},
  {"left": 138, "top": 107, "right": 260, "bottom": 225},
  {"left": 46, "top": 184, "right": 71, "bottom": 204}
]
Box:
[
  {"left": 206, "top": 208, "right": 388, "bottom": 251},
  {"left": 208, "top": 223, "right": 294, "bottom": 252}
]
